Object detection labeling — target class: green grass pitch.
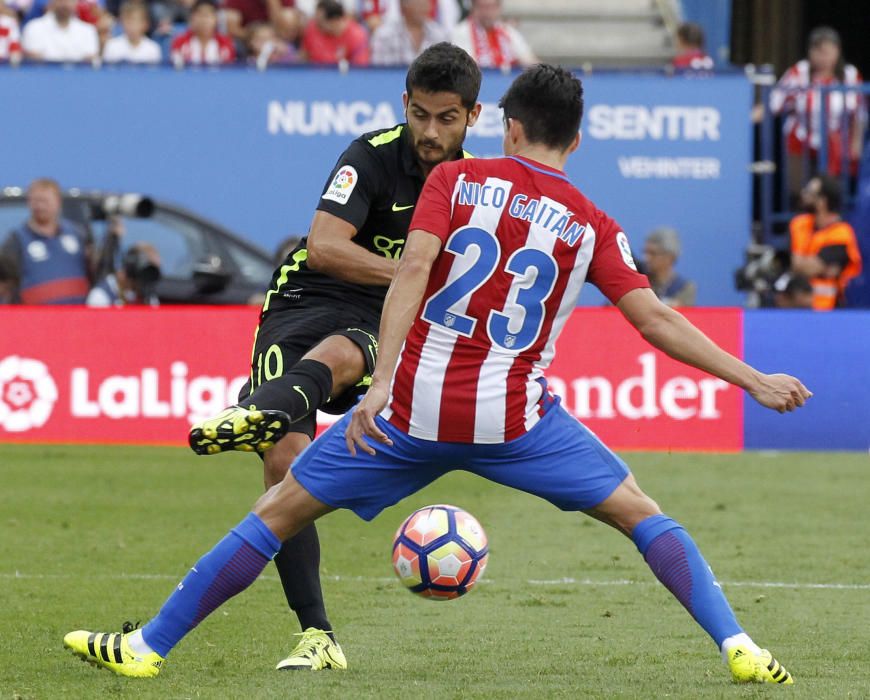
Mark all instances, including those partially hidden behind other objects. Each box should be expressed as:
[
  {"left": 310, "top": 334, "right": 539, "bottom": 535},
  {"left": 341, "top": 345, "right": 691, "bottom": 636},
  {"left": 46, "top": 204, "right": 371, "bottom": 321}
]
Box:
[{"left": 1, "top": 445, "right": 868, "bottom": 698}]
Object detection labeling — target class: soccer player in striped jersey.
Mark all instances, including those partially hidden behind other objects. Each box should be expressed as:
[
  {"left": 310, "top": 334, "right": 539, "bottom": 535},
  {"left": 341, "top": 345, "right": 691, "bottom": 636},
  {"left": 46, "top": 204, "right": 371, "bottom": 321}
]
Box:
[{"left": 65, "top": 65, "right": 810, "bottom": 684}]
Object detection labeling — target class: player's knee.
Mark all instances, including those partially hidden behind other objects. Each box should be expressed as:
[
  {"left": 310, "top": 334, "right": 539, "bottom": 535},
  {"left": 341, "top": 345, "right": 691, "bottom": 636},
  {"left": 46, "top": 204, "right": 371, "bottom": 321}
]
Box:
[
  {"left": 303, "top": 337, "right": 365, "bottom": 393},
  {"left": 253, "top": 479, "right": 297, "bottom": 541},
  {"left": 254, "top": 470, "right": 325, "bottom": 541},
  {"left": 263, "top": 435, "right": 308, "bottom": 488},
  {"left": 587, "top": 476, "right": 662, "bottom": 536}
]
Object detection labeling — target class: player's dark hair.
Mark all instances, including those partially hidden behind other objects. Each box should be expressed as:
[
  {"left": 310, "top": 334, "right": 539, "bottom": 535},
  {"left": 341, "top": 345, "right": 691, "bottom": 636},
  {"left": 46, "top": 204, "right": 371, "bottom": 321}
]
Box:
[
  {"left": 817, "top": 174, "right": 842, "bottom": 212},
  {"left": 191, "top": 0, "right": 217, "bottom": 13},
  {"left": 807, "top": 25, "right": 845, "bottom": 81},
  {"left": 499, "top": 64, "right": 583, "bottom": 151},
  {"left": 677, "top": 22, "right": 705, "bottom": 49},
  {"left": 317, "top": 0, "right": 345, "bottom": 19},
  {"left": 406, "top": 42, "right": 482, "bottom": 111}
]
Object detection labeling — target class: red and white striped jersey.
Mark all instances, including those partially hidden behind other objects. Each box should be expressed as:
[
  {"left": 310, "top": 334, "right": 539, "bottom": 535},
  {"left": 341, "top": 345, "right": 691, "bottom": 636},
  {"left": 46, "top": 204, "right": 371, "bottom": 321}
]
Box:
[
  {"left": 0, "top": 15, "right": 21, "bottom": 61},
  {"left": 383, "top": 155, "right": 649, "bottom": 443},
  {"left": 769, "top": 59, "right": 864, "bottom": 155},
  {"left": 170, "top": 30, "right": 236, "bottom": 65}
]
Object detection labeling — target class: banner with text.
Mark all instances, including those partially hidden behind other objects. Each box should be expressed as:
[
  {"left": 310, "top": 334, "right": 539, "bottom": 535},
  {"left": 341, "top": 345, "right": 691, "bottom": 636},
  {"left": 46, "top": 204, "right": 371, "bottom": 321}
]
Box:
[
  {"left": 0, "top": 67, "right": 751, "bottom": 305},
  {"left": 0, "top": 307, "right": 742, "bottom": 450}
]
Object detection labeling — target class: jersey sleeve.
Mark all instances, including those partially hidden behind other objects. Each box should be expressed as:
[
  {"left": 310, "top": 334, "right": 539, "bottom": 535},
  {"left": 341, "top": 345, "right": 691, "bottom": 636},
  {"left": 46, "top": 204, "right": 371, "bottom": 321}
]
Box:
[
  {"left": 586, "top": 214, "right": 650, "bottom": 304},
  {"left": 408, "top": 162, "right": 455, "bottom": 243},
  {"left": 316, "top": 139, "right": 385, "bottom": 231}
]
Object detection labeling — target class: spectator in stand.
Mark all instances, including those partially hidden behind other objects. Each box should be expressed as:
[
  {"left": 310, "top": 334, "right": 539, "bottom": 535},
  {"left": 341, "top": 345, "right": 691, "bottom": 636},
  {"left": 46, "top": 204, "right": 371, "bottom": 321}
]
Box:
[
  {"left": 0, "top": 12, "right": 22, "bottom": 63},
  {"left": 672, "top": 21, "right": 713, "bottom": 72},
  {"left": 370, "top": 0, "right": 447, "bottom": 66},
  {"left": 22, "top": 0, "right": 105, "bottom": 26},
  {"left": 147, "top": 0, "right": 196, "bottom": 41},
  {"left": 171, "top": 0, "right": 235, "bottom": 65},
  {"left": 0, "top": 178, "right": 96, "bottom": 305},
  {"left": 770, "top": 26, "right": 865, "bottom": 196},
  {"left": 222, "top": 0, "right": 301, "bottom": 45},
  {"left": 789, "top": 174, "right": 862, "bottom": 310},
  {"left": 451, "top": 0, "right": 534, "bottom": 69},
  {"left": 301, "top": 0, "right": 368, "bottom": 66},
  {"left": 87, "top": 241, "right": 162, "bottom": 307},
  {"left": 358, "top": 0, "right": 460, "bottom": 34},
  {"left": 21, "top": 0, "right": 99, "bottom": 62},
  {"left": 103, "top": 1, "right": 161, "bottom": 62},
  {"left": 246, "top": 20, "right": 297, "bottom": 65},
  {"left": 642, "top": 227, "right": 696, "bottom": 307}
]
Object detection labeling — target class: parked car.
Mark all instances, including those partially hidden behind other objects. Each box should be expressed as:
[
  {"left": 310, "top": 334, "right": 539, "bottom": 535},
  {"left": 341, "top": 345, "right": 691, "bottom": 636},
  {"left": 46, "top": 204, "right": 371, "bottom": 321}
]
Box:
[{"left": 0, "top": 188, "right": 275, "bottom": 304}]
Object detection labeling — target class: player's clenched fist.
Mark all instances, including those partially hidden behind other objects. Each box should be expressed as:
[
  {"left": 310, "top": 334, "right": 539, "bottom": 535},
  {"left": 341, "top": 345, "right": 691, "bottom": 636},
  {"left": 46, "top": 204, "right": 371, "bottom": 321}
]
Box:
[{"left": 749, "top": 373, "right": 812, "bottom": 413}]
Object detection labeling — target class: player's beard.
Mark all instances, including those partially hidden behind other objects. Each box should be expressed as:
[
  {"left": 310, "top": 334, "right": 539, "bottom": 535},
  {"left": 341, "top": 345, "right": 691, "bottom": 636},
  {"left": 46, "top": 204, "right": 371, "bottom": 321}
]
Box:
[{"left": 414, "top": 125, "right": 469, "bottom": 168}]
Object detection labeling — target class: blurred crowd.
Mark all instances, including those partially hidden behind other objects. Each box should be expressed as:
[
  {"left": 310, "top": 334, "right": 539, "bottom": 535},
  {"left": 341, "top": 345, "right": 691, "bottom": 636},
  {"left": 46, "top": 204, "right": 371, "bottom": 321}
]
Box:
[
  {"left": 0, "top": 10, "right": 865, "bottom": 311},
  {"left": 0, "top": 0, "right": 540, "bottom": 68}
]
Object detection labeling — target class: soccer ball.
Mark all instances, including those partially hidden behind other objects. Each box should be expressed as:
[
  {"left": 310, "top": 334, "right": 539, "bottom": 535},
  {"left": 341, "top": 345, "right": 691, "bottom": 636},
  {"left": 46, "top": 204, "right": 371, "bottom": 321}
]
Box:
[{"left": 391, "top": 504, "right": 488, "bottom": 600}]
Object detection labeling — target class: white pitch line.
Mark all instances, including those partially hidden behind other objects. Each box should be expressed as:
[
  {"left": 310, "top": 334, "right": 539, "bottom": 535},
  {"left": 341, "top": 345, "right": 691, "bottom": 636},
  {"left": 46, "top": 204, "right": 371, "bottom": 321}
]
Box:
[{"left": 3, "top": 571, "right": 869, "bottom": 591}]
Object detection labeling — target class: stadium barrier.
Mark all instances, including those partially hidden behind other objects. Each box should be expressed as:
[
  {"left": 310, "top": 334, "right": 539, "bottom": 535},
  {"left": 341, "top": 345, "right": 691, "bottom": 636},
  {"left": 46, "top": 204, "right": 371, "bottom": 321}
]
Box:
[
  {"left": 0, "top": 66, "right": 752, "bottom": 306},
  {"left": 756, "top": 79, "right": 870, "bottom": 238},
  {"left": 1, "top": 307, "right": 867, "bottom": 451}
]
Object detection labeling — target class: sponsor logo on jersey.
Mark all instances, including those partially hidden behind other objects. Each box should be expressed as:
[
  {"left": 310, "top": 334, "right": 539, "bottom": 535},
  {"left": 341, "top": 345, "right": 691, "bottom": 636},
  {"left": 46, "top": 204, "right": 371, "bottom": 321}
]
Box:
[
  {"left": 322, "top": 165, "right": 358, "bottom": 205},
  {"left": 0, "top": 355, "right": 58, "bottom": 432},
  {"left": 615, "top": 232, "right": 637, "bottom": 270},
  {"left": 373, "top": 235, "right": 404, "bottom": 259}
]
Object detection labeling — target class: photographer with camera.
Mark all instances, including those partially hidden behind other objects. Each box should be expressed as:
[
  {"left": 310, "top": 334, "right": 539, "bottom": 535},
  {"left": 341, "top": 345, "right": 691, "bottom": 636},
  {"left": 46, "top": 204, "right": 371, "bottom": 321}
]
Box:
[
  {"left": 789, "top": 174, "right": 862, "bottom": 310},
  {"left": 87, "top": 226, "right": 161, "bottom": 307}
]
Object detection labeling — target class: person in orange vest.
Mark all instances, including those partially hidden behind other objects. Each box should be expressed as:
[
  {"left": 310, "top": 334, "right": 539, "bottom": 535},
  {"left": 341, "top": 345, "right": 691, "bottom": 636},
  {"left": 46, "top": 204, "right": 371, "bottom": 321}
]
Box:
[{"left": 789, "top": 174, "right": 862, "bottom": 310}]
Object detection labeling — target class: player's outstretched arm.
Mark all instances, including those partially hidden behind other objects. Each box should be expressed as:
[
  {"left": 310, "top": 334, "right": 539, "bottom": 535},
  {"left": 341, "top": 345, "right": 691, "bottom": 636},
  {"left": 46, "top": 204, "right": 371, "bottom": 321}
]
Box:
[
  {"left": 307, "top": 210, "right": 398, "bottom": 286},
  {"left": 617, "top": 288, "right": 811, "bottom": 413},
  {"left": 346, "top": 229, "right": 442, "bottom": 455}
]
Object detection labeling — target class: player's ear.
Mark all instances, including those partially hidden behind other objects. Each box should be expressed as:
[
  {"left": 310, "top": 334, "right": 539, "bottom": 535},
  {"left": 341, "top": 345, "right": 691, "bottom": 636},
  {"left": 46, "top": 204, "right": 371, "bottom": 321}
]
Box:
[
  {"left": 402, "top": 92, "right": 409, "bottom": 113},
  {"left": 465, "top": 102, "right": 482, "bottom": 128},
  {"left": 507, "top": 116, "right": 524, "bottom": 146},
  {"left": 566, "top": 130, "right": 581, "bottom": 155}
]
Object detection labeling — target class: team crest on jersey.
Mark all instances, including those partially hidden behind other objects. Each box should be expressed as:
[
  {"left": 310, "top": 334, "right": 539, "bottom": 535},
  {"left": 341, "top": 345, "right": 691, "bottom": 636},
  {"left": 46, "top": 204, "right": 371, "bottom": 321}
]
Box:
[
  {"left": 503, "top": 335, "right": 517, "bottom": 348},
  {"left": 615, "top": 232, "right": 638, "bottom": 270},
  {"left": 322, "top": 165, "right": 358, "bottom": 205},
  {"left": 27, "top": 240, "right": 48, "bottom": 262},
  {"left": 60, "top": 234, "right": 80, "bottom": 255},
  {"left": 443, "top": 313, "right": 456, "bottom": 328}
]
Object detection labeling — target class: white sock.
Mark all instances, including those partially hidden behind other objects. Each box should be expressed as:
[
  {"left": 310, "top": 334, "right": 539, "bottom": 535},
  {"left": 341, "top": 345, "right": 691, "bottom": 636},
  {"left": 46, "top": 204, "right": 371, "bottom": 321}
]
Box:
[
  {"left": 127, "top": 629, "right": 156, "bottom": 656},
  {"left": 720, "top": 633, "right": 762, "bottom": 664}
]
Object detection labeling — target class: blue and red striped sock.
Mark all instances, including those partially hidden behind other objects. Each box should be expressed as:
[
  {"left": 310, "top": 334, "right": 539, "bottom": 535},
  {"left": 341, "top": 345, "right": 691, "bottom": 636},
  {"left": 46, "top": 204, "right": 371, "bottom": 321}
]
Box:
[
  {"left": 632, "top": 514, "right": 742, "bottom": 647},
  {"left": 141, "top": 512, "right": 281, "bottom": 657}
]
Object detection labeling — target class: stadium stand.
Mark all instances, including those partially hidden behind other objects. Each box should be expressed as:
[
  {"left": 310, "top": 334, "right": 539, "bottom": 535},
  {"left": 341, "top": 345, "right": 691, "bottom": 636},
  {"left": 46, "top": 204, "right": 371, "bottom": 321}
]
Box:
[{"left": 504, "top": 0, "right": 677, "bottom": 68}]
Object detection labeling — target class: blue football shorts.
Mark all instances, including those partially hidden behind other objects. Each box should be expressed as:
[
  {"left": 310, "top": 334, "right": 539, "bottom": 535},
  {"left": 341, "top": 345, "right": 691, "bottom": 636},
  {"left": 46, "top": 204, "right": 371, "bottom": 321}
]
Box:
[{"left": 291, "top": 398, "right": 631, "bottom": 521}]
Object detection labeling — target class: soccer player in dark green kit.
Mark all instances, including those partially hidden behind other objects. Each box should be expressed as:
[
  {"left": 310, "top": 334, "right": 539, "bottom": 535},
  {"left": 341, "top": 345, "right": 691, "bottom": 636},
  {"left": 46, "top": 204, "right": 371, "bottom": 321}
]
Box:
[{"left": 187, "top": 43, "right": 481, "bottom": 671}]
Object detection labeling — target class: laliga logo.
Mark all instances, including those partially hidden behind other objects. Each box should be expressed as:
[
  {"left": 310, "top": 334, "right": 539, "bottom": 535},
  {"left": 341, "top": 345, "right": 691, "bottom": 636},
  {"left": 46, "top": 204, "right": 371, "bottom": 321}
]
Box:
[
  {"left": 332, "top": 167, "right": 355, "bottom": 189},
  {"left": 0, "top": 356, "right": 58, "bottom": 432}
]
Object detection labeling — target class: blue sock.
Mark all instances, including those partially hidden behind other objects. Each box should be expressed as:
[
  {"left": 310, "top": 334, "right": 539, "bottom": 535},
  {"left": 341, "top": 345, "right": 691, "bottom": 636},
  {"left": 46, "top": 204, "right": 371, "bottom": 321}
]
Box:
[
  {"left": 141, "top": 513, "right": 281, "bottom": 657},
  {"left": 632, "top": 514, "right": 742, "bottom": 647}
]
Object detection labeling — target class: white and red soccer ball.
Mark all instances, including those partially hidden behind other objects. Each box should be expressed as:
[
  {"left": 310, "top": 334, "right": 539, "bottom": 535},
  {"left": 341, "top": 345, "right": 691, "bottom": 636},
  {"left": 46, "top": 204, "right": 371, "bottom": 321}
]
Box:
[{"left": 392, "top": 504, "right": 488, "bottom": 600}]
